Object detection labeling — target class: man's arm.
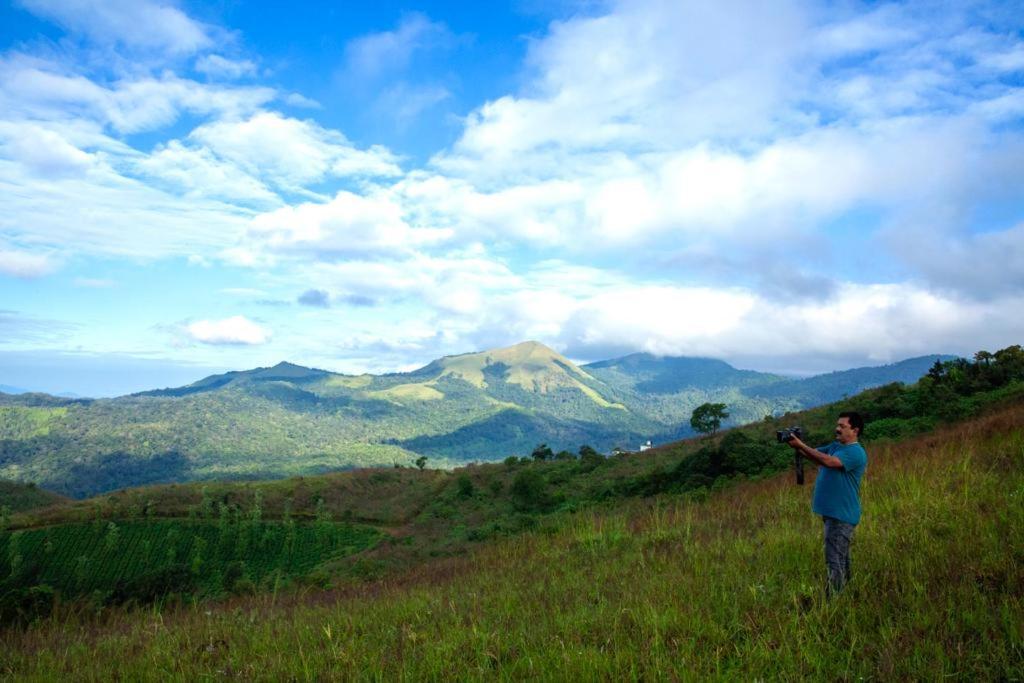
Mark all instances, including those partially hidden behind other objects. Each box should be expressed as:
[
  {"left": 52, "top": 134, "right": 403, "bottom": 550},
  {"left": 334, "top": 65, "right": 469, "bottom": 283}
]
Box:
[{"left": 787, "top": 437, "right": 844, "bottom": 469}]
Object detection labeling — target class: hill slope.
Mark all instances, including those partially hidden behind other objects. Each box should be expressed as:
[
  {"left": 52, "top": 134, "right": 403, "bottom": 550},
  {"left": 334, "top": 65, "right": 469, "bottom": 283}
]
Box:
[{"left": 0, "top": 342, "right": 954, "bottom": 497}]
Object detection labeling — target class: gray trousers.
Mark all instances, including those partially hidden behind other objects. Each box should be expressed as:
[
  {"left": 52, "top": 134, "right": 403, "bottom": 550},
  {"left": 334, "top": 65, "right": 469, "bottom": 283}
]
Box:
[{"left": 823, "top": 516, "right": 856, "bottom": 596}]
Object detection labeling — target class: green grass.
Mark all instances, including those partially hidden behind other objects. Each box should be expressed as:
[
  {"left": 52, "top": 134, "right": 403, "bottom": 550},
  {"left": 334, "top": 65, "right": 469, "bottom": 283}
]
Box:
[{"left": 1, "top": 402, "right": 1020, "bottom": 680}]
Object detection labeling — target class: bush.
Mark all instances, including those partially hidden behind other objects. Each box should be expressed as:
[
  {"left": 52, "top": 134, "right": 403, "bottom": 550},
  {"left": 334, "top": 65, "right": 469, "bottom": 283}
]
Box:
[
  {"left": 109, "top": 564, "right": 195, "bottom": 606},
  {"left": 511, "top": 469, "right": 551, "bottom": 512},
  {"left": 456, "top": 475, "right": 474, "bottom": 499},
  {"left": 0, "top": 584, "right": 55, "bottom": 627}
]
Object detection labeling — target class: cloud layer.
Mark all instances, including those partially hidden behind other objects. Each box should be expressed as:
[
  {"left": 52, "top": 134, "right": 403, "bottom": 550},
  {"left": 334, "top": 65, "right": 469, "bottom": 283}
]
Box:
[{"left": 2, "top": 0, "right": 1023, "bottom": 378}]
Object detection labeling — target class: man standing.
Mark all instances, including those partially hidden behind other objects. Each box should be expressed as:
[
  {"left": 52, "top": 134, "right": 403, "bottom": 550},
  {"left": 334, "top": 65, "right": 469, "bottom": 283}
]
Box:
[{"left": 787, "top": 412, "right": 868, "bottom": 596}]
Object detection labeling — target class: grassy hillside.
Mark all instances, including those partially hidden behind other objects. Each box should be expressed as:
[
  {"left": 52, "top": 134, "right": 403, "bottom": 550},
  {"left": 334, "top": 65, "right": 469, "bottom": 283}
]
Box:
[
  {"left": 0, "top": 480, "right": 67, "bottom": 514},
  {"left": 0, "top": 397, "right": 1020, "bottom": 679}
]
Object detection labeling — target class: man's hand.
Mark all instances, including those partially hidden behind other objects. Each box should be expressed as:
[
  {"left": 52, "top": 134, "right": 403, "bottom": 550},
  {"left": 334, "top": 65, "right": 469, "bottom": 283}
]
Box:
[{"left": 787, "top": 436, "right": 844, "bottom": 469}]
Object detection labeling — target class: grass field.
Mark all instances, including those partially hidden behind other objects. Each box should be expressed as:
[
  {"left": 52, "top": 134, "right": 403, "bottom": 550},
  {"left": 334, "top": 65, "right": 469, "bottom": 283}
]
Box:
[{"left": 1, "top": 400, "right": 1020, "bottom": 680}]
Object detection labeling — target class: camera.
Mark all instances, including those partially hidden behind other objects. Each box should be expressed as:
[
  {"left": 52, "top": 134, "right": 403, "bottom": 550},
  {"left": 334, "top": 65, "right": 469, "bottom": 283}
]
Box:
[
  {"left": 776, "top": 426, "right": 803, "bottom": 443},
  {"left": 776, "top": 426, "right": 805, "bottom": 485}
]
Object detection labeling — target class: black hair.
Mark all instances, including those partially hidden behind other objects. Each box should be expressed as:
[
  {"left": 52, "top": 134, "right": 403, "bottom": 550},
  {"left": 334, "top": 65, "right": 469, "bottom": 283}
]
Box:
[{"left": 839, "top": 411, "right": 864, "bottom": 436}]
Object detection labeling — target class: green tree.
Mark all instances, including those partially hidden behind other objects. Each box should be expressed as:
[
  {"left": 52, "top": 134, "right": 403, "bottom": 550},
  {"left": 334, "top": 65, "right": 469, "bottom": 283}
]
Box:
[
  {"left": 531, "top": 444, "right": 553, "bottom": 461},
  {"left": 415, "top": 455, "right": 428, "bottom": 470},
  {"left": 578, "top": 445, "right": 604, "bottom": 472},
  {"left": 690, "top": 402, "right": 729, "bottom": 436}
]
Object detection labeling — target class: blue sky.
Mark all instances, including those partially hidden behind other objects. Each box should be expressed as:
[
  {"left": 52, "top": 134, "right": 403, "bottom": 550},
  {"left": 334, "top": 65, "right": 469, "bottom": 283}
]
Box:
[{"left": 2, "top": 0, "right": 1023, "bottom": 396}]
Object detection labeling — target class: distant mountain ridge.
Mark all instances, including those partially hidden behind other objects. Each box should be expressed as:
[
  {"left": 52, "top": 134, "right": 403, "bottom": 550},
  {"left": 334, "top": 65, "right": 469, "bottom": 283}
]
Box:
[{"left": 0, "top": 341, "right": 955, "bottom": 498}]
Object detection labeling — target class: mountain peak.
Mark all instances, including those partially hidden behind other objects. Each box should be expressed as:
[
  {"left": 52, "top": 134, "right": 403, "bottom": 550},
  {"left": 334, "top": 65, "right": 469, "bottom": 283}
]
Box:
[
  {"left": 253, "top": 361, "right": 327, "bottom": 381},
  {"left": 269, "top": 361, "right": 304, "bottom": 370},
  {"left": 435, "top": 340, "right": 613, "bottom": 404}
]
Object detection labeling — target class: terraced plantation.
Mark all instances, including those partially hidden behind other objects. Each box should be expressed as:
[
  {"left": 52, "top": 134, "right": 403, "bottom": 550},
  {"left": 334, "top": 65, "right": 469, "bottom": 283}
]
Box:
[{"left": 0, "top": 517, "right": 381, "bottom": 606}]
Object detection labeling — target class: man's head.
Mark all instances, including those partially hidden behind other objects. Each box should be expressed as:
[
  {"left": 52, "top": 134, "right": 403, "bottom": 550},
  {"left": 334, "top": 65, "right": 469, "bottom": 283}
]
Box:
[{"left": 836, "top": 411, "right": 863, "bottom": 444}]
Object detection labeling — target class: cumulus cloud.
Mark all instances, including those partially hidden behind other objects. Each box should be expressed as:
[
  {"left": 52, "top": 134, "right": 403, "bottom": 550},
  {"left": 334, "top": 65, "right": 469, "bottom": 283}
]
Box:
[
  {"left": 241, "top": 190, "right": 451, "bottom": 262},
  {"left": 0, "top": 122, "right": 96, "bottom": 178},
  {"left": 186, "top": 316, "right": 269, "bottom": 345},
  {"left": 134, "top": 140, "right": 280, "bottom": 206},
  {"left": 303, "top": 252, "right": 519, "bottom": 314},
  {"left": 17, "top": 0, "right": 216, "bottom": 55},
  {"left": 189, "top": 112, "right": 402, "bottom": 189},
  {"left": 431, "top": 278, "right": 1024, "bottom": 372}
]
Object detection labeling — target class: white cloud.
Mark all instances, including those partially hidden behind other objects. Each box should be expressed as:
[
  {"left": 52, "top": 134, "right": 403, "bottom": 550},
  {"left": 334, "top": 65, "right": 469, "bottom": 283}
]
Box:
[
  {"left": 810, "top": 4, "right": 917, "bottom": 58},
  {"left": 194, "top": 55, "right": 258, "bottom": 80},
  {"left": 439, "top": 0, "right": 809, "bottom": 170},
  {"left": 17, "top": 0, "right": 215, "bottom": 55},
  {"left": 437, "top": 278, "right": 1024, "bottom": 370},
  {"left": 0, "top": 248, "right": 56, "bottom": 278},
  {"left": 0, "top": 121, "right": 96, "bottom": 178},
  {"left": 374, "top": 83, "right": 451, "bottom": 126},
  {"left": 298, "top": 252, "right": 520, "bottom": 315},
  {"left": 243, "top": 190, "right": 451, "bottom": 261},
  {"left": 0, "top": 153, "right": 255, "bottom": 258},
  {"left": 283, "top": 93, "right": 321, "bottom": 109},
  {"left": 343, "top": 13, "right": 452, "bottom": 82},
  {"left": 189, "top": 112, "right": 402, "bottom": 189},
  {"left": 186, "top": 316, "right": 269, "bottom": 345},
  {"left": 135, "top": 140, "right": 280, "bottom": 205},
  {"left": 0, "top": 56, "right": 276, "bottom": 134}
]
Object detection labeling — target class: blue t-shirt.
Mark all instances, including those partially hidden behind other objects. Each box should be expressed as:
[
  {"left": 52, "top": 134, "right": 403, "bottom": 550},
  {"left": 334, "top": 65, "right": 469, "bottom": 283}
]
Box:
[{"left": 811, "top": 441, "right": 868, "bottom": 525}]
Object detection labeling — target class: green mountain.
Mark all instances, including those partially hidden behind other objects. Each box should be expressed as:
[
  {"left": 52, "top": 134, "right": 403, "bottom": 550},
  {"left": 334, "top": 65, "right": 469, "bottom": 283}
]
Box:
[{"left": 0, "top": 341, "right": 954, "bottom": 498}]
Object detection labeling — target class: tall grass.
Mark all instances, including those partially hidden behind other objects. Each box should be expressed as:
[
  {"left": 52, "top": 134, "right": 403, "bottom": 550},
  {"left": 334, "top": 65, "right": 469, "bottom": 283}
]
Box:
[{"left": 1, "top": 404, "right": 1021, "bottom": 680}]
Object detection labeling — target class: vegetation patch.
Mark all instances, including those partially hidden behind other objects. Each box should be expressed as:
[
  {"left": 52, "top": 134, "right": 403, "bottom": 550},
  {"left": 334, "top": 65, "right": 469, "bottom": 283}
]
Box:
[{"left": 0, "top": 514, "right": 381, "bottom": 617}]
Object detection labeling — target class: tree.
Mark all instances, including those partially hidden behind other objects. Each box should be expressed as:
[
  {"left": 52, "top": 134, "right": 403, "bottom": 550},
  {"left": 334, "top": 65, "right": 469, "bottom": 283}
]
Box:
[
  {"left": 927, "top": 359, "right": 946, "bottom": 382},
  {"left": 690, "top": 403, "right": 729, "bottom": 436},
  {"left": 414, "top": 455, "right": 428, "bottom": 470},
  {"left": 531, "top": 444, "right": 553, "bottom": 462}
]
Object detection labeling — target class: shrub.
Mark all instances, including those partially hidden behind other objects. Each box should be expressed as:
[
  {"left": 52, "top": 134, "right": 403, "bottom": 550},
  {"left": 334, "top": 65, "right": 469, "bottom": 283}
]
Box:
[
  {"left": 0, "top": 584, "right": 55, "bottom": 627},
  {"left": 456, "top": 475, "right": 474, "bottom": 499},
  {"left": 511, "top": 469, "right": 550, "bottom": 512}
]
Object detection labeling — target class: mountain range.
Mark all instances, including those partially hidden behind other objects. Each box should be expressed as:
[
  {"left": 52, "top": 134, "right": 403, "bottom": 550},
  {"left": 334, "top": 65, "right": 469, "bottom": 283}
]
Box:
[{"left": 0, "top": 341, "right": 953, "bottom": 497}]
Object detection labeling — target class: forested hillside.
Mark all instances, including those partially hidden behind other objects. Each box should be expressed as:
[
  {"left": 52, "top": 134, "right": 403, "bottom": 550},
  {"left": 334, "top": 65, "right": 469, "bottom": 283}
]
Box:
[{"left": 0, "top": 341, "right": 955, "bottom": 497}]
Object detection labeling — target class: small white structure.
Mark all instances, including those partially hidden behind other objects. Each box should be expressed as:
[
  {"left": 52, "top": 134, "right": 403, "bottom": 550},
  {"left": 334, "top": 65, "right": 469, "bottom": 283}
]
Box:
[{"left": 639, "top": 440, "right": 653, "bottom": 452}]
